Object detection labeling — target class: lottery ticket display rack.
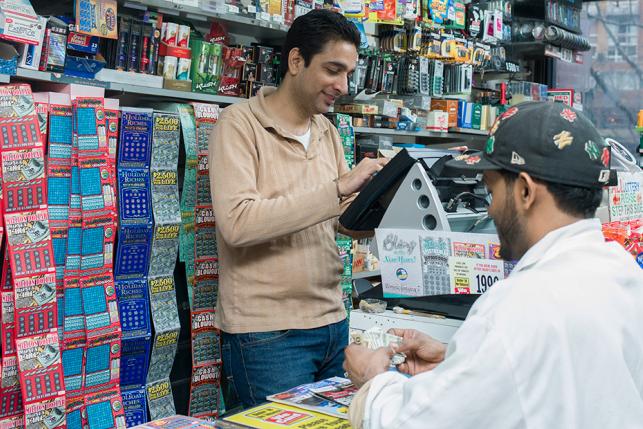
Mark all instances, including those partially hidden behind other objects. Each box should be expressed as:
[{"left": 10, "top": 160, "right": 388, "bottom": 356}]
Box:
[{"left": 0, "top": 83, "right": 226, "bottom": 429}]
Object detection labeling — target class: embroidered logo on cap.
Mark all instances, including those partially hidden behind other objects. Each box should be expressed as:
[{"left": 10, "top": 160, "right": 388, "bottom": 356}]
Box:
[
  {"left": 553, "top": 130, "right": 574, "bottom": 150},
  {"left": 490, "top": 119, "right": 501, "bottom": 135},
  {"left": 511, "top": 151, "right": 525, "bottom": 165},
  {"left": 500, "top": 107, "right": 519, "bottom": 120},
  {"left": 584, "top": 141, "right": 600, "bottom": 160},
  {"left": 598, "top": 170, "right": 610, "bottom": 183},
  {"left": 453, "top": 154, "right": 482, "bottom": 165},
  {"left": 601, "top": 147, "right": 610, "bottom": 167},
  {"left": 485, "top": 136, "right": 495, "bottom": 154},
  {"left": 465, "top": 155, "right": 481, "bottom": 165},
  {"left": 560, "top": 108, "right": 577, "bottom": 123}
]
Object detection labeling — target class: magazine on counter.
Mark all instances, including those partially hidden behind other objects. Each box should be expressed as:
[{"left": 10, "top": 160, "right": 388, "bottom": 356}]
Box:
[
  {"left": 225, "top": 402, "right": 351, "bottom": 429},
  {"left": 309, "top": 381, "right": 359, "bottom": 407},
  {"left": 266, "top": 377, "right": 357, "bottom": 419}
]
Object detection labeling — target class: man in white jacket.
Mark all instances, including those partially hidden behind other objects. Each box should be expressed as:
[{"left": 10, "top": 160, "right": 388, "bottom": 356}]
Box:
[{"left": 344, "top": 101, "right": 643, "bottom": 429}]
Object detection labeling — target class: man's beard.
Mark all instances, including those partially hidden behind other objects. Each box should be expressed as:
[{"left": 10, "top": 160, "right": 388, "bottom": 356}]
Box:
[{"left": 496, "top": 193, "right": 525, "bottom": 261}]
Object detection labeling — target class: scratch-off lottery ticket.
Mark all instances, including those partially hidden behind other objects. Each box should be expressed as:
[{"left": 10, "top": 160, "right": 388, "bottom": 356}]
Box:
[
  {"left": 188, "top": 365, "right": 220, "bottom": 418},
  {"left": 190, "top": 311, "right": 220, "bottom": 368},
  {"left": 146, "top": 379, "right": 175, "bottom": 421}
]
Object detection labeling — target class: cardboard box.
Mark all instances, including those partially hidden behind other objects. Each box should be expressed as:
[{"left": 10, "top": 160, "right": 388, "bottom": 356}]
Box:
[
  {"left": 64, "top": 54, "right": 106, "bottom": 78},
  {"left": 59, "top": 83, "right": 105, "bottom": 100},
  {"left": 254, "top": 45, "right": 274, "bottom": 64},
  {"left": 159, "top": 42, "right": 191, "bottom": 59},
  {"left": 471, "top": 103, "right": 482, "bottom": 129},
  {"left": 18, "top": 16, "right": 46, "bottom": 70},
  {"left": 480, "top": 105, "right": 491, "bottom": 131},
  {"left": 163, "top": 79, "right": 192, "bottom": 92},
  {"left": 430, "top": 99, "right": 459, "bottom": 128},
  {"left": 0, "top": 0, "right": 41, "bottom": 45},
  {"left": 426, "top": 111, "right": 449, "bottom": 132},
  {"left": 373, "top": 99, "right": 400, "bottom": 118},
  {"left": 336, "top": 104, "right": 379, "bottom": 115},
  {"left": 190, "top": 40, "right": 222, "bottom": 94},
  {"left": 257, "top": 63, "right": 275, "bottom": 84},
  {"left": 402, "top": 95, "right": 432, "bottom": 111}
]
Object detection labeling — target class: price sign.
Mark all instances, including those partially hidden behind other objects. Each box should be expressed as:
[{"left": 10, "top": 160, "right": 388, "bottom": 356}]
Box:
[{"left": 448, "top": 257, "right": 504, "bottom": 294}]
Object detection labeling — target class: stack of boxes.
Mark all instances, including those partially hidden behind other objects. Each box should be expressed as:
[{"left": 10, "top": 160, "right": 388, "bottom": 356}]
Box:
[
  {"left": 190, "top": 40, "right": 223, "bottom": 95},
  {"left": 239, "top": 45, "right": 278, "bottom": 98},
  {"left": 158, "top": 23, "right": 193, "bottom": 91}
]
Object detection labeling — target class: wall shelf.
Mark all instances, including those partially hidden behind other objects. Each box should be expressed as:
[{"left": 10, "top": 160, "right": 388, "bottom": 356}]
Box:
[
  {"left": 10, "top": 68, "right": 245, "bottom": 105},
  {"left": 122, "top": 0, "right": 289, "bottom": 39}
]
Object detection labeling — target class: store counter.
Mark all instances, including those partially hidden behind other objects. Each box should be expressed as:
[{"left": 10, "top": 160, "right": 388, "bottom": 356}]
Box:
[{"left": 349, "top": 309, "right": 462, "bottom": 344}]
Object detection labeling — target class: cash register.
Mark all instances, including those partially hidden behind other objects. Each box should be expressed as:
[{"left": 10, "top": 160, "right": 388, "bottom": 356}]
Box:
[
  {"left": 342, "top": 139, "right": 640, "bottom": 336},
  {"left": 340, "top": 147, "right": 493, "bottom": 327}
]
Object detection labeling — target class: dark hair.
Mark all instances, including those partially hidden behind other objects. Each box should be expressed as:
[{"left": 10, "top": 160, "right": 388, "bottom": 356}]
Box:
[
  {"left": 498, "top": 170, "right": 603, "bottom": 219},
  {"left": 280, "top": 9, "right": 360, "bottom": 78}
]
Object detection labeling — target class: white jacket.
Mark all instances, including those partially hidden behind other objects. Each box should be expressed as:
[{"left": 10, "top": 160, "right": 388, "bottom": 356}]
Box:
[{"left": 354, "top": 219, "right": 643, "bottom": 429}]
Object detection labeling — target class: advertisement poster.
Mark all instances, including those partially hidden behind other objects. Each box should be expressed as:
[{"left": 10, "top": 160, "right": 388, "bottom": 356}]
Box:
[
  {"left": 376, "top": 228, "right": 508, "bottom": 298},
  {"left": 608, "top": 172, "right": 642, "bottom": 222}
]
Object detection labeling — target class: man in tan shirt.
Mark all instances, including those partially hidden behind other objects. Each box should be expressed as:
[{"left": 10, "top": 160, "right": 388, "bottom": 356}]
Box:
[{"left": 209, "top": 9, "right": 387, "bottom": 408}]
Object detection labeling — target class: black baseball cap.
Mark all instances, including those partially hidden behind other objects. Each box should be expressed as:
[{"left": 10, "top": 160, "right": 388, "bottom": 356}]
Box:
[{"left": 446, "top": 101, "right": 612, "bottom": 189}]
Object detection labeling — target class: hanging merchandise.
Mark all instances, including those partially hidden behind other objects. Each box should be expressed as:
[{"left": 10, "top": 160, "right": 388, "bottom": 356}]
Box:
[
  {"left": 60, "top": 94, "right": 125, "bottom": 429},
  {"left": 45, "top": 93, "right": 76, "bottom": 415},
  {"left": 369, "top": 0, "right": 400, "bottom": 24},
  {"left": 177, "top": 104, "right": 198, "bottom": 307},
  {"left": 145, "top": 112, "right": 182, "bottom": 421},
  {"left": 429, "top": 0, "right": 449, "bottom": 24},
  {"left": 0, "top": 84, "right": 65, "bottom": 428},
  {"left": 335, "top": 114, "right": 355, "bottom": 317},
  {"left": 115, "top": 107, "right": 154, "bottom": 427},
  {"left": 189, "top": 103, "right": 223, "bottom": 420}
]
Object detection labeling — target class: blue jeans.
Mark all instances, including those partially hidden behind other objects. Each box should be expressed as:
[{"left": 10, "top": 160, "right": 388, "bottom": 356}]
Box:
[{"left": 221, "top": 319, "right": 348, "bottom": 409}]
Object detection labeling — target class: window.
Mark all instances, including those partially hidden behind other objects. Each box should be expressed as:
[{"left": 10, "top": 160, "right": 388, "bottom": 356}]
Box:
[
  {"left": 605, "top": 22, "right": 638, "bottom": 62},
  {"left": 603, "top": 71, "right": 640, "bottom": 91},
  {"left": 571, "top": 0, "right": 642, "bottom": 156}
]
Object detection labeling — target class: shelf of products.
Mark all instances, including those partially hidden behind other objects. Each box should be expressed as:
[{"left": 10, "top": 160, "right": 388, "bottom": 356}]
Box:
[
  {"left": 10, "top": 68, "right": 244, "bottom": 105},
  {"left": 506, "top": 41, "right": 581, "bottom": 63},
  {"left": 354, "top": 126, "right": 488, "bottom": 141},
  {"left": 122, "top": 0, "right": 289, "bottom": 39},
  {"left": 0, "top": 0, "right": 609, "bottom": 427},
  {"left": 354, "top": 127, "right": 450, "bottom": 138},
  {"left": 449, "top": 127, "right": 489, "bottom": 136}
]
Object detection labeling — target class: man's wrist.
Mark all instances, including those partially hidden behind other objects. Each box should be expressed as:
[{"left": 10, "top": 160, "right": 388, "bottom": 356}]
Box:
[{"left": 334, "top": 178, "right": 344, "bottom": 200}]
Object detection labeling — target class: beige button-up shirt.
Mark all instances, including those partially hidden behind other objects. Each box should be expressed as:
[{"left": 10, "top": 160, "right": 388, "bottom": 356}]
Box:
[{"left": 209, "top": 87, "right": 353, "bottom": 333}]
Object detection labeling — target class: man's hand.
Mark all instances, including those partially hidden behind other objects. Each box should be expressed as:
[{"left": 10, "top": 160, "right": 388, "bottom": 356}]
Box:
[
  {"left": 343, "top": 344, "right": 394, "bottom": 388},
  {"left": 389, "top": 329, "right": 446, "bottom": 376},
  {"left": 337, "top": 157, "right": 388, "bottom": 197}
]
